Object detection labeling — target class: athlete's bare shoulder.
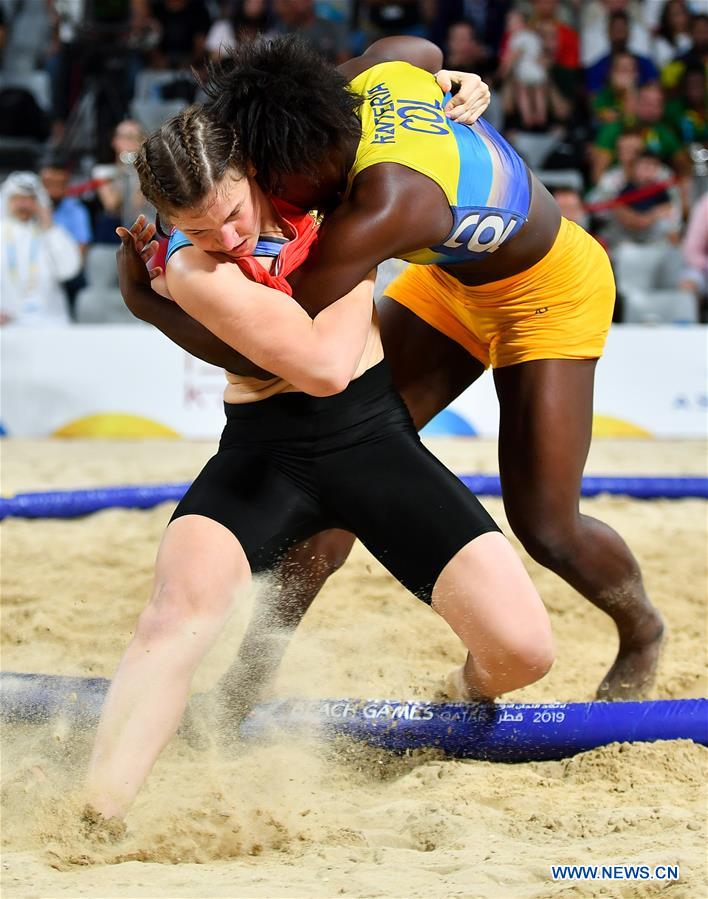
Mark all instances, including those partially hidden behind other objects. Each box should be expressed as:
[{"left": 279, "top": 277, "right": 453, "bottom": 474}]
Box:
[
  {"left": 165, "top": 244, "right": 250, "bottom": 308},
  {"left": 338, "top": 36, "right": 443, "bottom": 81},
  {"left": 166, "top": 244, "right": 243, "bottom": 279}
]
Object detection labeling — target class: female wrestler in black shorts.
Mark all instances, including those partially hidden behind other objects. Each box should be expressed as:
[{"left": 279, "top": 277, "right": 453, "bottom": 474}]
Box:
[{"left": 86, "top": 105, "right": 553, "bottom": 822}]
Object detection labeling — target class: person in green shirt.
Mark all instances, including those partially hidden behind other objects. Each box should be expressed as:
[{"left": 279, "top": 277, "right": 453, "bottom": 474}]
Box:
[
  {"left": 591, "top": 82, "right": 689, "bottom": 184},
  {"left": 591, "top": 52, "right": 640, "bottom": 125},
  {"left": 665, "top": 64, "right": 707, "bottom": 144}
]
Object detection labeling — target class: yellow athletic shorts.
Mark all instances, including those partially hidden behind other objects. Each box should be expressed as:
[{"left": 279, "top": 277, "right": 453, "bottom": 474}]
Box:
[{"left": 385, "top": 218, "right": 616, "bottom": 369}]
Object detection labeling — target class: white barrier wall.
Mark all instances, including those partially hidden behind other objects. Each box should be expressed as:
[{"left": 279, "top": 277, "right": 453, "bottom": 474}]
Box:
[{"left": 1, "top": 324, "right": 706, "bottom": 439}]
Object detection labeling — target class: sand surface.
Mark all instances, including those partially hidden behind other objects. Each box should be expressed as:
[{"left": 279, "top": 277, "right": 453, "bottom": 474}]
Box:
[{"left": 1, "top": 438, "right": 706, "bottom": 899}]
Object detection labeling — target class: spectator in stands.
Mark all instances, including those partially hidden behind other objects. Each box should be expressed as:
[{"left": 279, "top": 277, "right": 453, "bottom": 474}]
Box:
[
  {"left": 662, "top": 12, "right": 708, "bottom": 90},
  {"left": 536, "top": 12, "right": 581, "bottom": 106},
  {"left": 587, "top": 129, "right": 645, "bottom": 211},
  {"left": 205, "top": 0, "right": 273, "bottom": 60},
  {"left": 444, "top": 20, "right": 494, "bottom": 81},
  {"left": 40, "top": 152, "right": 93, "bottom": 319},
  {"left": 149, "top": 0, "right": 212, "bottom": 69},
  {"left": 501, "top": 10, "right": 576, "bottom": 133},
  {"left": 355, "top": 1, "right": 427, "bottom": 42},
  {"left": 0, "top": 172, "right": 80, "bottom": 327},
  {"left": 551, "top": 186, "right": 590, "bottom": 230},
  {"left": 428, "top": 0, "right": 511, "bottom": 60},
  {"left": 610, "top": 150, "right": 683, "bottom": 246},
  {"left": 272, "top": 0, "right": 348, "bottom": 63},
  {"left": 45, "top": 0, "right": 138, "bottom": 143},
  {"left": 678, "top": 191, "right": 708, "bottom": 321},
  {"left": 580, "top": 0, "right": 652, "bottom": 68},
  {"left": 608, "top": 150, "right": 690, "bottom": 319},
  {"left": 528, "top": 0, "right": 579, "bottom": 69},
  {"left": 40, "top": 153, "right": 92, "bottom": 256},
  {"left": 585, "top": 11, "right": 658, "bottom": 94},
  {"left": 654, "top": 0, "right": 694, "bottom": 69},
  {"left": 591, "top": 83, "right": 689, "bottom": 183},
  {"left": 591, "top": 51, "right": 639, "bottom": 124},
  {"left": 500, "top": 9, "right": 548, "bottom": 128},
  {"left": 666, "top": 63, "right": 707, "bottom": 145},
  {"left": 92, "top": 119, "right": 153, "bottom": 243}
]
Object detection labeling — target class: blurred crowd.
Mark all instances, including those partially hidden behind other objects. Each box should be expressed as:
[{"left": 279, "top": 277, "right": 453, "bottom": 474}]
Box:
[{"left": 0, "top": 0, "right": 706, "bottom": 326}]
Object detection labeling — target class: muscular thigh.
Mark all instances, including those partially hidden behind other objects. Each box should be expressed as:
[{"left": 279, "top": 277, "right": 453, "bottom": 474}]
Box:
[
  {"left": 377, "top": 296, "right": 485, "bottom": 429},
  {"left": 494, "top": 358, "right": 597, "bottom": 526}
]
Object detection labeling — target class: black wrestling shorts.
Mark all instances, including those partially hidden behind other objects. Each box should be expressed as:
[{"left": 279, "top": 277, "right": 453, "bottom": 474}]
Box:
[{"left": 171, "top": 361, "right": 500, "bottom": 602}]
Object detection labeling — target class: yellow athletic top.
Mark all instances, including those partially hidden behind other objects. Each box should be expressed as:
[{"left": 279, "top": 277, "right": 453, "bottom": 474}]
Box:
[{"left": 348, "top": 62, "right": 532, "bottom": 266}]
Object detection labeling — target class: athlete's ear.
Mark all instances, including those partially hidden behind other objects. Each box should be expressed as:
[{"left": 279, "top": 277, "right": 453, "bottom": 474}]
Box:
[{"left": 246, "top": 162, "right": 257, "bottom": 178}]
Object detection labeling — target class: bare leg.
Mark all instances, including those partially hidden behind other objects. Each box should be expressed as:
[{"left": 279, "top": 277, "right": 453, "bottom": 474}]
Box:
[
  {"left": 432, "top": 532, "right": 554, "bottom": 699},
  {"left": 380, "top": 304, "right": 663, "bottom": 698},
  {"left": 494, "top": 359, "right": 664, "bottom": 699},
  {"left": 86, "top": 515, "right": 249, "bottom": 819}
]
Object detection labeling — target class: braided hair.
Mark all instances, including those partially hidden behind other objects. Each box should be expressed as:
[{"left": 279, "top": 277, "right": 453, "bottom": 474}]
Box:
[
  {"left": 135, "top": 105, "right": 244, "bottom": 219},
  {"left": 201, "top": 35, "right": 363, "bottom": 194}
]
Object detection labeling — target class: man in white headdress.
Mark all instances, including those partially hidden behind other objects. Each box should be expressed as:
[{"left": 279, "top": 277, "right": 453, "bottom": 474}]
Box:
[{"left": 0, "top": 172, "right": 81, "bottom": 326}]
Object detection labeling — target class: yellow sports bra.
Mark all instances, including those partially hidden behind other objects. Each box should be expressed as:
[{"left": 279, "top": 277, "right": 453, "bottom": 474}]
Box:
[{"left": 348, "top": 61, "right": 531, "bottom": 265}]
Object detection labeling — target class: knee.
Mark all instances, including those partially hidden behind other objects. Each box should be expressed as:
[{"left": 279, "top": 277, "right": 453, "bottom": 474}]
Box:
[
  {"left": 512, "top": 516, "right": 580, "bottom": 572},
  {"left": 134, "top": 581, "right": 220, "bottom": 645},
  {"left": 510, "top": 629, "right": 556, "bottom": 683},
  {"left": 488, "top": 621, "right": 555, "bottom": 691}
]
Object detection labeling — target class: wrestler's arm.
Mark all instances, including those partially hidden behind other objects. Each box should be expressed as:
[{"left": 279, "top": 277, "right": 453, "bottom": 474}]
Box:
[
  {"left": 116, "top": 228, "right": 272, "bottom": 376},
  {"left": 165, "top": 246, "right": 375, "bottom": 396},
  {"left": 289, "top": 165, "right": 452, "bottom": 317}
]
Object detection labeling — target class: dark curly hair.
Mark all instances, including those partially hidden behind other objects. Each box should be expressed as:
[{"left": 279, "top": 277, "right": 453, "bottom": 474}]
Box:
[{"left": 201, "top": 35, "right": 363, "bottom": 193}]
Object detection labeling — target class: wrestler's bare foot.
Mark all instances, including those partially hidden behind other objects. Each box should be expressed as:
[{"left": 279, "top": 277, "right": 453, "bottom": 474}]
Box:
[{"left": 596, "top": 613, "right": 665, "bottom": 701}]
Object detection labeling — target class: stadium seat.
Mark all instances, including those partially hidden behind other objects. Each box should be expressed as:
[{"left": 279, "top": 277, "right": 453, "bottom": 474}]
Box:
[
  {"left": 614, "top": 241, "right": 696, "bottom": 323},
  {"left": 509, "top": 132, "right": 561, "bottom": 170},
  {"left": 614, "top": 241, "right": 685, "bottom": 292},
  {"left": 0, "top": 137, "right": 44, "bottom": 176},
  {"left": 2, "top": 3, "right": 51, "bottom": 73},
  {"left": 621, "top": 288, "right": 698, "bottom": 324},
  {"left": 75, "top": 246, "right": 136, "bottom": 324},
  {"left": 134, "top": 70, "right": 192, "bottom": 102},
  {"left": 538, "top": 169, "right": 584, "bottom": 192},
  {"left": 75, "top": 285, "right": 136, "bottom": 324},
  {"left": 85, "top": 246, "right": 120, "bottom": 288},
  {"left": 0, "top": 71, "right": 52, "bottom": 112}
]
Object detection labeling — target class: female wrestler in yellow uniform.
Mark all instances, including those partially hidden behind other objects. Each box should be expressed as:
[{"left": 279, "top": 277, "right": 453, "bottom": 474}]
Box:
[{"left": 120, "top": 36, "right": 663, "bottom": 706}]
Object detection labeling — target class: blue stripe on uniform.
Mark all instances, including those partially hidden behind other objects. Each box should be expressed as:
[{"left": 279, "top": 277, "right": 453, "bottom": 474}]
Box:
[
  {"left": 166, "top": 229, "right": 193, "bottom": 263},
  {"left": 447, "top": 117, "right": 494, "bottom": 208}
]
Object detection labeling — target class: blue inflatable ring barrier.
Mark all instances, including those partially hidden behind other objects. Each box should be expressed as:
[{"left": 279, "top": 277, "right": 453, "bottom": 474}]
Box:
[
  {"left": 2, "top": 672, "right": 706, "bottom": 762},
  {"left": 459, "top": 475, "right": 708, "bottom": 500},
  {"left": 0, "top": 483, "right": 190, "bottom": 520},
  {"left": 0, "top": 476, "right": 705, "bottom": 520}
]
